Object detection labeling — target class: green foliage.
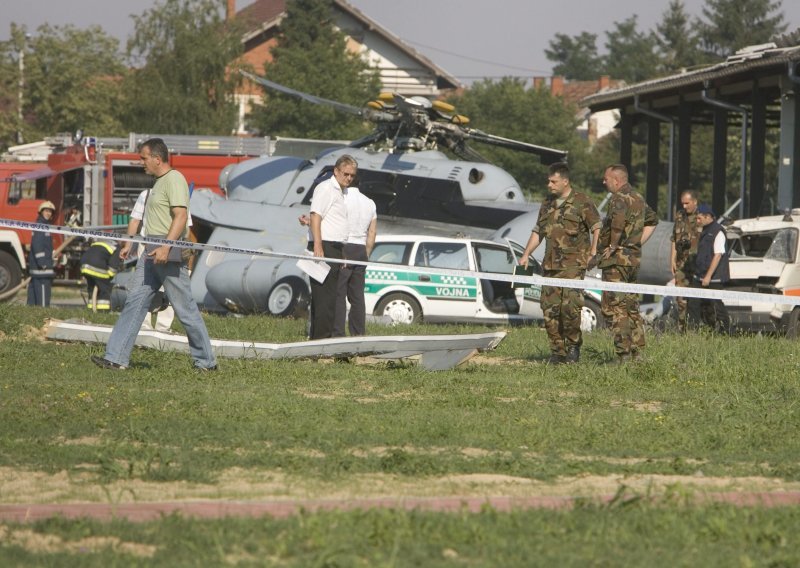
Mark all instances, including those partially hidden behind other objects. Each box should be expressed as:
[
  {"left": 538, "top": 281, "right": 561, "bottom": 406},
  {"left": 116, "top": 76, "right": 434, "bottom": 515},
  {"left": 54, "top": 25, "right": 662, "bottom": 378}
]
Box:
[
  {"left": 122, "top": 0, "right": 243, "bottom": 134},
  {"left": 604, "top": 16, "right": 662, "bottom": 84},
  {"left": 544, "top": 32, "right": 603, "bottom": 81},
  {"left": 697, "top": 0, "right": 787, "bottom": 60},
  {"left": 1, "top": 506, "right": 799, "bottom": 565},
  {"left": 0, "top": 23, "right": 127, "bottom": 147},
  {"left": 248, "top": 0, "right": 380, "bottom": 140},
  {"left": 655, "top": 0, "right": 704, "bottom": 72},
  {"left": 446, "top": 78, "right": 586, "bottom": 199}
]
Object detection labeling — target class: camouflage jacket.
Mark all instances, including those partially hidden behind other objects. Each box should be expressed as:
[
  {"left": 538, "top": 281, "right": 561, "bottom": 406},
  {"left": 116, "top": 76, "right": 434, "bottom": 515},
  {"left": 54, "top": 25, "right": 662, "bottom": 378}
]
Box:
[
  {"left": 534, "top": 189, "right": 601, "bottom": 271},
  {"left": 671, "top": 208, "right": 701, "bottom": 264},
  {"left": 598, "top": 183, "right": 658, "bottom": 268}
]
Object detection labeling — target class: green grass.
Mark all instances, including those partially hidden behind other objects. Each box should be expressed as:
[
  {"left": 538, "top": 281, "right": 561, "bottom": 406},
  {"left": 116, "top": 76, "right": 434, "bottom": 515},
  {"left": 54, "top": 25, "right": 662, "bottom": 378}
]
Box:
[
  {"left": 1, "top": 302, "right": 799, "bottom": 563},
  {"left": 1, "top": 505, "right": 799, "bottom": 566}
]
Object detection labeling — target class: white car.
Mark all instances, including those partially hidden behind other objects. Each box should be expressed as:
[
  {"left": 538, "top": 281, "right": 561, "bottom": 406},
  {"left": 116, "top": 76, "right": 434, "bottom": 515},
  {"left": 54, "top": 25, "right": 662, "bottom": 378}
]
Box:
[{"left": 365, "top": 234, "right": 604, "bottom": 329}]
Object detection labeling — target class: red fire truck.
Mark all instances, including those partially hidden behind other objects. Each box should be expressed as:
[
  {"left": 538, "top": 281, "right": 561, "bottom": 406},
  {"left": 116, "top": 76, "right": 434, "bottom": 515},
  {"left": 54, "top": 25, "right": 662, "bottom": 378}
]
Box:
[{"left": 0, "top": 133, "right": 269, "bottom": 298}]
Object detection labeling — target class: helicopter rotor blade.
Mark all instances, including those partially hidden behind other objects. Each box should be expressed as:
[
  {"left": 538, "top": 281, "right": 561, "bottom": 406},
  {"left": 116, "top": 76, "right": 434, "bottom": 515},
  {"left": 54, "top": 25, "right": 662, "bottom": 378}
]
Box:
[
  {"left": 463, "top": 129, "right": 567, "bottom": 164},
  {"left": 239, "top": 70, "right": 397, "bottom": 123}
]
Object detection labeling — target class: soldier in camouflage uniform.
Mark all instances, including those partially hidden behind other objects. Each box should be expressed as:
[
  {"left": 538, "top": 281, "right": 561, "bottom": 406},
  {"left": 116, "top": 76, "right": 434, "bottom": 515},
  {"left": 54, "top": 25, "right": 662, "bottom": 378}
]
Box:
[
  {"left": 670, "top": 190, "right": 701, "bottom": 332},
  {"left": 521, "top": 162, "right": 600, "bottom": 364},
  {"left": 598, "top": 164, "right": 659, "bottom": 363}
]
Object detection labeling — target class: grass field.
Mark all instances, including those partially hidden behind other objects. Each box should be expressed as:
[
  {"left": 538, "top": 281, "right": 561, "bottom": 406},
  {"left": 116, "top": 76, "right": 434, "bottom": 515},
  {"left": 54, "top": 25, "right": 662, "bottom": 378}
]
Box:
[{"left": 1, "top": 302, "right": 799, "bottom": 565}]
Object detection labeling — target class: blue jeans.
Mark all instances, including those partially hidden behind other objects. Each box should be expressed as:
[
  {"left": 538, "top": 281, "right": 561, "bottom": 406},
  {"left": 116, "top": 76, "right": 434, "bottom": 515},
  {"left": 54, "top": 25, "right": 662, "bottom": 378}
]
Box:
[{"left": 104, "top": 255, "right": 216, "bottom": 369}]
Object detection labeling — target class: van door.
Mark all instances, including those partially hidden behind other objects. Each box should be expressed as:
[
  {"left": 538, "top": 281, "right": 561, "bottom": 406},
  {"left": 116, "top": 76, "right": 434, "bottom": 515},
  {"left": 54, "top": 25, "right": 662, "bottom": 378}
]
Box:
[{"left": 413, "top": 241, "right": 477, "bottom": 320}]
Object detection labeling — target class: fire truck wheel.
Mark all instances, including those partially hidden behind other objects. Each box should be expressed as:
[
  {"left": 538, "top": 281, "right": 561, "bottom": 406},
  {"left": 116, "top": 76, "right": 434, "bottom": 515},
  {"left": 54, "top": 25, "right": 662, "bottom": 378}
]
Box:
[{"left": 0, "top": 251, "right": 22, "bottom": 296}]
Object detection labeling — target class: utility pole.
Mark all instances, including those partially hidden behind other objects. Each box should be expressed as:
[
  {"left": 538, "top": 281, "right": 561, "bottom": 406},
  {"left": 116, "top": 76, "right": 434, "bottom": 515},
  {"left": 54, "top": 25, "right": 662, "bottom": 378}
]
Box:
[{"left": 17, "top": 33, "right": 30, "bottom": 145}]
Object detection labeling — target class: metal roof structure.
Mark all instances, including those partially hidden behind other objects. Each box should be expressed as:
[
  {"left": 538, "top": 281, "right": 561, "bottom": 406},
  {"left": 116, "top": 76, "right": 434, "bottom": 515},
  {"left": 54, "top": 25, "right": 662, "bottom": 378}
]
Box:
[{"left": 580, "top": 42, "right": 800, "bottom": 219}]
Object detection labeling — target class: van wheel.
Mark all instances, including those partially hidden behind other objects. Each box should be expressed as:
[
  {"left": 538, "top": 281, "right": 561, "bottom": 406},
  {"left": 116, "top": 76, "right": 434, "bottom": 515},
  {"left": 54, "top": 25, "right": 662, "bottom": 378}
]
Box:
[
  {"left": 581, "top": 298, "right": 605, "bottom": 332},
  {"left": 267, "top": 278, "right": 308, "bottom": 317},
  {"left": 787, "top": 308, "right": 800, "bottom": 339},
  {"left": 376, "top": 293, "right": 421, "bottom": 325},
  {"left": 0, "top": 250, "right": 22, "bottom": 296}
]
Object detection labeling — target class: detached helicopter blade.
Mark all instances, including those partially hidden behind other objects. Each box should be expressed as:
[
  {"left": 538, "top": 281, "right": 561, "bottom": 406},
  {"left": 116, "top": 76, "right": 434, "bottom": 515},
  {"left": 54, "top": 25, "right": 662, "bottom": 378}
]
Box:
[{"left": 465, "top": 129, "right": 568, "bottom": 164}]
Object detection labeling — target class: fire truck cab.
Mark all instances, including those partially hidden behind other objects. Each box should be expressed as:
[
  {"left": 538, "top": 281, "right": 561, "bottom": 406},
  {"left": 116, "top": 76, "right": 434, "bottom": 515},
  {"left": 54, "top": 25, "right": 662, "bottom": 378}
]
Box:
[{"left": 0, "top": 133, "right": 270, "bottom": 298}]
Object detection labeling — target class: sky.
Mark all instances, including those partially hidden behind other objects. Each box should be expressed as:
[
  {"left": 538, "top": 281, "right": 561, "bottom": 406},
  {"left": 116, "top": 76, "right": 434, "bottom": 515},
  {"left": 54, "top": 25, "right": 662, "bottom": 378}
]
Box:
[{"left": 3, "top": 0, "right": 800, "bottom": 85}]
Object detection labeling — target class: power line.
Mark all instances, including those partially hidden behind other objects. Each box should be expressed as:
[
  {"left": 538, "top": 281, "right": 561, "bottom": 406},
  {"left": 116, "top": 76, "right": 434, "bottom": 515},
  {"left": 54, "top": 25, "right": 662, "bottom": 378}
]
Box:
[{"left": 404, "top": 39, "right": 552, "bottom": 75}]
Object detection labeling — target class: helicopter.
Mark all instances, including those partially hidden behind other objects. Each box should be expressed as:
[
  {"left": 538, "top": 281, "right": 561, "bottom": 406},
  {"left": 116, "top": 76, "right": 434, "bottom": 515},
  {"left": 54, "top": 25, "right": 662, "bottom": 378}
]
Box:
[{"left": 185, "top": 72, "right": 671, "bottom": 316}]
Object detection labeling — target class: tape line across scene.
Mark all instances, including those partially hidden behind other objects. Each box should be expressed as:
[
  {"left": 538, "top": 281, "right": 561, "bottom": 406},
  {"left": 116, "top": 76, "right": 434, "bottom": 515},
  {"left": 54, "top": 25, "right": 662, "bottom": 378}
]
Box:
[{"left": 4, "top": 218, "right": 800, "bottom": 307}]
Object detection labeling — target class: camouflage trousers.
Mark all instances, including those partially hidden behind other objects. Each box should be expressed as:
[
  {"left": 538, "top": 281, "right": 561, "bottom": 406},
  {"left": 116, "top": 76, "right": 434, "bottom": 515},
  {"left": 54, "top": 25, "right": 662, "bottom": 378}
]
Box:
[
  {"left": 601, "top": 265, "right": 645, "bottom": 357},
  {"left": 541, "top": 268, "right": 585, "bottom": 356},
  {"left": 673, "top": 259, "right": 694, "bottom": 332}
]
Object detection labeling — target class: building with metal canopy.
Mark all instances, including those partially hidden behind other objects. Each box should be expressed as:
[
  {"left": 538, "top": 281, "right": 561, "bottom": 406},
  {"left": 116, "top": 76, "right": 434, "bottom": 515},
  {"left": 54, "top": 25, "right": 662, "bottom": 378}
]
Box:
[{"left": 581, "top": 40, "right": 800, "bottom": 220}]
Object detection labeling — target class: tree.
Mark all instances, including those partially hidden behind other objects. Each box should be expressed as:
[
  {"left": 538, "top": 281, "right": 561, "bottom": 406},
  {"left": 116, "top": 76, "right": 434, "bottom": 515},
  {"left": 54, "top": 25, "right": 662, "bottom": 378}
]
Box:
[
  {"left": 697, "top": 0, "right": 787, "bottom": 60},
  {"left": 447, "top": 78, "right": 586, "bottom": 198},
  {"left": 545, "top": 32, "right": 603, "bottom": 80},
  {"left": 248, "top": 0, "right": 379, "bottom": 140},
  {"left": 603, "top": 16, "right": 662, "bottom": 83},
  {"left": 123, "top": 0, "right": 244, "bottom": 134},
  {"left": 0, "top": 23, "right": 126, "bottom": 148},
  {"left": 655, "top": 0, "right": 703, "bottom": 73}
]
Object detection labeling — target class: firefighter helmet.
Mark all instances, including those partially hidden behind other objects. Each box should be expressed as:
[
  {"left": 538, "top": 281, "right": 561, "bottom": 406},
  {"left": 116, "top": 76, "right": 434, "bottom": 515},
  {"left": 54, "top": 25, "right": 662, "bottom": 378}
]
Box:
[{"left": 38, "top": 201, "right": 56, "bottom": 213}]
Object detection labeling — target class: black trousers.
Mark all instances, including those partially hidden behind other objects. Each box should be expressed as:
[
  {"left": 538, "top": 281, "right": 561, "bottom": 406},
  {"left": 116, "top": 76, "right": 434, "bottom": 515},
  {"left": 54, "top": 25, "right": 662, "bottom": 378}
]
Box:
[
  {"left": 688, "top": 281, "right": 731, "bottom": 334},
  {"left": 309, "top": 241, "right": 343, "bottom": 339},
  {"left": 334, "top": 243, "right": 368, "bottom": 337}
]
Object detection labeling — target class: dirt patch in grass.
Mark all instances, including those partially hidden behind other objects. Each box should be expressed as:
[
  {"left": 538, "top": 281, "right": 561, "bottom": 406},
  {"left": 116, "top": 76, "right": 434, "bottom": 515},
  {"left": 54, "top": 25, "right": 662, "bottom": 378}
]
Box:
[
  {"left": 0, "top": 526, "right": 157, "bottom": 557},
  {"left": 1, "top": 465, "right": 797, "bottom": 506}
]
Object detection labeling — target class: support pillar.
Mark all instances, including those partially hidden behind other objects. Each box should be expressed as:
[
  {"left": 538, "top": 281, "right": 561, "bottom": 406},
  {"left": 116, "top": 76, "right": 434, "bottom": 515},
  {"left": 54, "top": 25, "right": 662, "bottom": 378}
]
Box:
[
  {"left": 749, "top": 82, "right": 767, "bottom": 216},
  {"left": 646, "top": 117, "right": 661, "bottom": 212},
  {"left": 711, "top": 107, "right": 728, "bottom": 216},
  {"left": 778, "top": 73, "right": 800, "bottom": 211},
  {"left": 676, "top": 101, "right": 692, "bottom": 207}
]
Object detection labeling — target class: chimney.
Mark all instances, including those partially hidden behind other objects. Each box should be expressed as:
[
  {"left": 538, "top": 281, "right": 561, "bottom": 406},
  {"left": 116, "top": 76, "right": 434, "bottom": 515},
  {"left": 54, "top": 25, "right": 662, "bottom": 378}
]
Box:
[
  {"left": 598, "top": 75, "right": 610, "bottom": 90},
  {"left": 532, "top": 77, "right": 546, "bottom": 90},
  {"left": 227, "top": 0, "right": 236, "bottom": 20},
  {"left": 550, "top": 76, "right": 564, "bottom": 97}
]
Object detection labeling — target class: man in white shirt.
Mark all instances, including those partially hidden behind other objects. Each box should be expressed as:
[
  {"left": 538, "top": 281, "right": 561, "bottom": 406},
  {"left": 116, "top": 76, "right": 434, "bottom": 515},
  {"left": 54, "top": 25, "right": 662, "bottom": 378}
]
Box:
[
  {"left": 308, "top": 154, "right": 355, "bottom": 339},
  {"left": 334, "top": 186, "right": 377, "bottom": 337}
]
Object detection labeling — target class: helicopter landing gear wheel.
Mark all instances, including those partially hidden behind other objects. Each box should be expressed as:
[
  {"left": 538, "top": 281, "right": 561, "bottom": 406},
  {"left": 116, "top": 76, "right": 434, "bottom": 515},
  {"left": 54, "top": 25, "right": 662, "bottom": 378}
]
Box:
[{"left": 267, "top": 278, "right": 307, "bottom": 317}]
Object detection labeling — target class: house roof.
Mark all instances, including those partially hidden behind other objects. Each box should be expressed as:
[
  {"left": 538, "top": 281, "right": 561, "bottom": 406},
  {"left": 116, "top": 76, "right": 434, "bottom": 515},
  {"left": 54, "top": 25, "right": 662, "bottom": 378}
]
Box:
[{"left": 235, "top": 0, "right": 461, "bottom": 91}]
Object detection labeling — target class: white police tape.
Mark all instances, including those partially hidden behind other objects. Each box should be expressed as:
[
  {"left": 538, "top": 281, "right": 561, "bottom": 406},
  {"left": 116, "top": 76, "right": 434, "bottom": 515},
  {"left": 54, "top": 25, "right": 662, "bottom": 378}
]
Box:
[{"left": 4, "top": 217, "right": 800, "bottom": 308}]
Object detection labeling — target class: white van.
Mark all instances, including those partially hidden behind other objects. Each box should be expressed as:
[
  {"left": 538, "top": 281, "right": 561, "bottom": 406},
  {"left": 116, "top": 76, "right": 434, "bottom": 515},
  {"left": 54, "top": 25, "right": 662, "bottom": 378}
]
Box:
[{"left": 365, "top": 234, "right": 604, "bottom": 329}]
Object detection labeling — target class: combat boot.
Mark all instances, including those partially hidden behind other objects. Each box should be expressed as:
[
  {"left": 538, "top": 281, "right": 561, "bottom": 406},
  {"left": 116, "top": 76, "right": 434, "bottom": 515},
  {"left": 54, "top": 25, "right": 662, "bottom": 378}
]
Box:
[
  {"left": 547, "top": 353, "right": 566, "bottom": 365},
  {"left": 565, "top": 345, "right": 580, "bottom": 363}
]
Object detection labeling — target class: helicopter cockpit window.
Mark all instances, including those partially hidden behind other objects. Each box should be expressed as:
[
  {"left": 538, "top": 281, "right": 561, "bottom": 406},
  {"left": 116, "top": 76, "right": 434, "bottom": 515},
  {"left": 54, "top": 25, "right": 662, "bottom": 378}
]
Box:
[
  {"left": 414, "top": 242, "right": 469, "bottom": 270},
  {"left": 301, "top": 167, "right": 335, "bottom": 205}
]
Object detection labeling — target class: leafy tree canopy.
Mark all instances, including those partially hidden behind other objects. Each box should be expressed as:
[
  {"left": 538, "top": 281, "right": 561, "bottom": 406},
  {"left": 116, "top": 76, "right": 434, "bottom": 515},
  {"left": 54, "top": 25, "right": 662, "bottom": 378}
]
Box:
[
  {"left": 604, "top": 16, "right": 661, "bottom": 83},
  {"left": 0, "top": 23, "right": 126, "bottom": 148},
  {"left": 447, "top": 78, "right": 586, "bottom": 199},
  {"left": 697, "top": 0, "right": 787, "bottom": 60},
  {"left": 123, "top": 0, "right": 244, "bottom": 134},
  {"left": 544, "top": 32, "right": 603, "bottom": 81},
  {"left": 248, "top": 0, "right": 380, "bottom": 140},
  {"left": 655, "top": 0, "right": 704, "bottom": 72}
]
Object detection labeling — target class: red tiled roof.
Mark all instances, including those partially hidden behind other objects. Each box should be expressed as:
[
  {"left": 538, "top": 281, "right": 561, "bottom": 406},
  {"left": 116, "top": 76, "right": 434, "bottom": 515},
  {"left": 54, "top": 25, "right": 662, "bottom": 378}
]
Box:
[{"left": 237, "top": 0, "right": 286, "bottom": 31}]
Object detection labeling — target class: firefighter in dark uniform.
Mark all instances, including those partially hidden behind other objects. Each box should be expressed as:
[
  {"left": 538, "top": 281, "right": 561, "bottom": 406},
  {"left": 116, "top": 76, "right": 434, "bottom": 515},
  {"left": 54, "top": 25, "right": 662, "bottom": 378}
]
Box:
[
  {"left": 27, "top": 201, "right": 57, "bottom": 307},
  {"left": 80, "top": 238, "right": 121, "bottom": 311}
]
